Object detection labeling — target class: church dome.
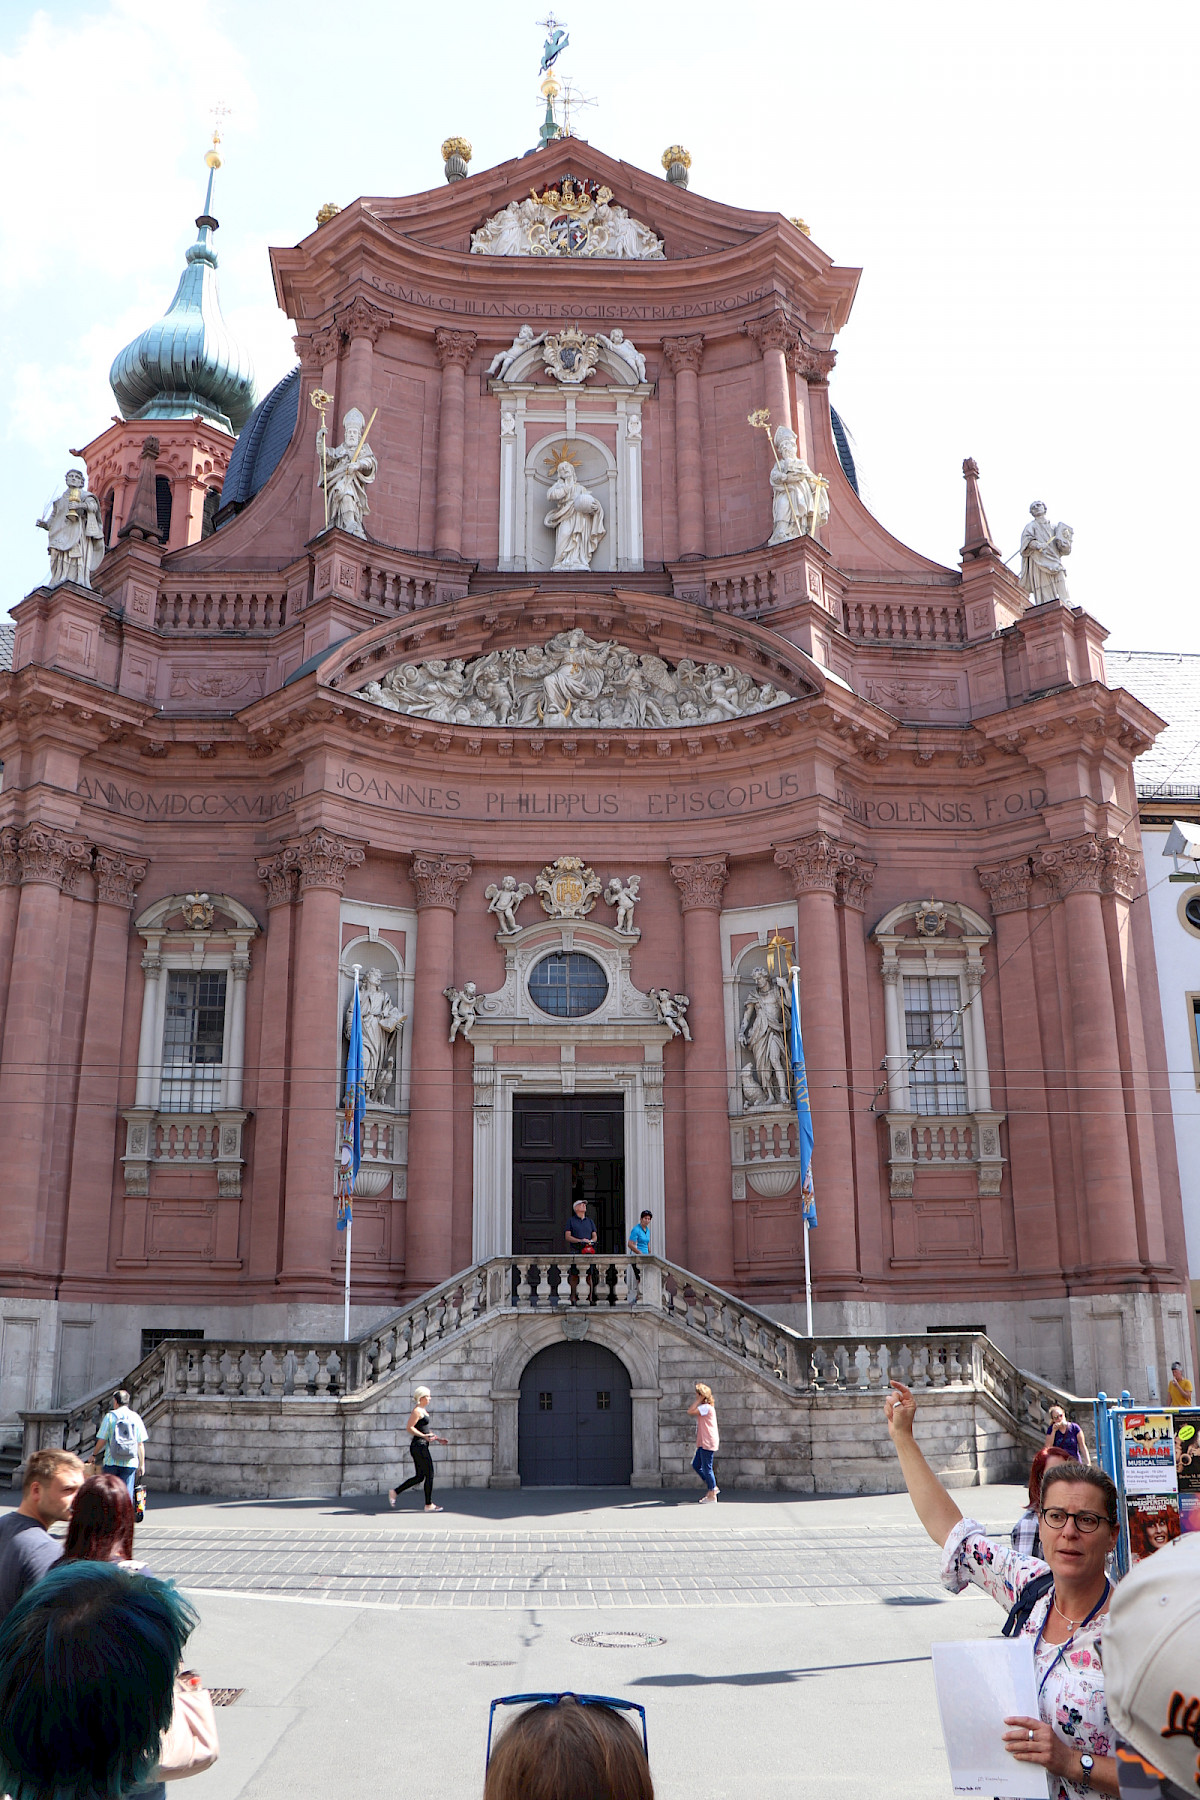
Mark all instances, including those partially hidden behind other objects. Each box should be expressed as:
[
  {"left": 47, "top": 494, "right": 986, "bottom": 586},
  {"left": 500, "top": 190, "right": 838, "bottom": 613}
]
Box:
[
  {"left": 218, "top": 364, "right": 300, "bottom": 514},
  {"left": 109, "top": 151, "right": 256, "bottom": 434}
]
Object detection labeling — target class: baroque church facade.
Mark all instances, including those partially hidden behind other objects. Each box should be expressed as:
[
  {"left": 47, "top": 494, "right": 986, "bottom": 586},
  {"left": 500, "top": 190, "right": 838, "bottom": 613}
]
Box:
[{"left": 0, "top": 130, "right": 1193, "bottom": 1442}]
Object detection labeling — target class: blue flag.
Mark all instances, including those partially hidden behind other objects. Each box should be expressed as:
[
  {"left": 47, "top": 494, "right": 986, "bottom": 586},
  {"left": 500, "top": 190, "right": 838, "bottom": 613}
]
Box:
[
  {"left": 337, "top": 982, "right": 365, "bottom": 1232},
  {"left": 789, "top": 967, "right": 817, "bottom": 1229}
]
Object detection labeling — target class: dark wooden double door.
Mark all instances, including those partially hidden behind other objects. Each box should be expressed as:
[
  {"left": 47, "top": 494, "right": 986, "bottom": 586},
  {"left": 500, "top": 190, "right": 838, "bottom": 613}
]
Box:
[
  {"left": 512, "top": 1094, "right": 625, "bottom": 1257},
  {"left": 518, "top": 1340, "right": 633, "bottom": 1486}
]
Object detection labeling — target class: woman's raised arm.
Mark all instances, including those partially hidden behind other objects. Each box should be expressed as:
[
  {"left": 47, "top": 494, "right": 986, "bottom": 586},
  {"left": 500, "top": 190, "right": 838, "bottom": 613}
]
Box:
[{"left": 885, "top": 1382, "right": 964, "bottom": 1548}]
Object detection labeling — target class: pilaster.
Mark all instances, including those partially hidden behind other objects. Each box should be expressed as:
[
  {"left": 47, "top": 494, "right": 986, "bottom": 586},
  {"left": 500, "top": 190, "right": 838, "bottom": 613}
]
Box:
[
  {"left": 661, "top": 335, "right": 706, "bottom": 559},
  {"left": 406, "top": 852, "right": 473, "bottom": 1291},
  {"left": 669, "top": 855, "right": 734, "bottom": 1283}
]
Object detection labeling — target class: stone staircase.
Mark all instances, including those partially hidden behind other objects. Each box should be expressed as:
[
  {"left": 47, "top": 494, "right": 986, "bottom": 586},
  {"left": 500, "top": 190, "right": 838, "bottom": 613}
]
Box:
[{"left": 21, "top": 1257, "right": 1090, "bottom": 1497}]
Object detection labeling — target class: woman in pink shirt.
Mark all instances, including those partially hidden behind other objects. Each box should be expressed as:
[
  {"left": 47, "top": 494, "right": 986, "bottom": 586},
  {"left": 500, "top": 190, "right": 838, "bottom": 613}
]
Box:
[{"left": 688, "top": 1383, "right": 719, "bottom": 1503}]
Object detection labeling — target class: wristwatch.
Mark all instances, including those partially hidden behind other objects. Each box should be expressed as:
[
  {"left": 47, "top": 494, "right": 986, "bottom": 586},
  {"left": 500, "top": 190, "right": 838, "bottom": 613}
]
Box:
[{"left": 1079, "top": 1753, "right": 1095, "bottom": 1792}]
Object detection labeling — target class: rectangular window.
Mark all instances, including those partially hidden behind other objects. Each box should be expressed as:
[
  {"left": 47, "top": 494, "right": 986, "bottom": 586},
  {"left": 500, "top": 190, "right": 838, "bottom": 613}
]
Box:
[
  {"left": 539, "top": 1392, "right": 553, "bottom": 1411},
  {"left": 140, "top": 1327, "right": 204, "bottom": 1360},
  {"left": 903, "top": 976, "right": 967, "bottom": 1116},
  {"left": 596, "top": 1391, "right": 611, "bottom": 1411},
  {"left": 160, "top": 970, "right": 227, "bottom": 1113}
]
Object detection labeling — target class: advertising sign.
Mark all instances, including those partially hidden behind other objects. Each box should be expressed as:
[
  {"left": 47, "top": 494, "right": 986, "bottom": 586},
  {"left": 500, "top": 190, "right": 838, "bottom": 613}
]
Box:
[{"left": 1122, "top": 1413, "right": 1178, "bottom": 1494}]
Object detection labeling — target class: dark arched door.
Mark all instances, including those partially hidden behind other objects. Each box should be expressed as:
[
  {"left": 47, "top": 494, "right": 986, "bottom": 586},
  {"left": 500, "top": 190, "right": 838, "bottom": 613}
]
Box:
[{"left": 518, "top": 1341, "right": 633, "bottom": 1486}]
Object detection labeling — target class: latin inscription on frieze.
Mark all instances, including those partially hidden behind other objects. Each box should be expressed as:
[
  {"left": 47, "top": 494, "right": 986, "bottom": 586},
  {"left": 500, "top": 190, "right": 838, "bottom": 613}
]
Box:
[
  {"left": 366, "top": 277, "right": 774, "bottom": 323},
  {"left": 77, "top": 777, "right": 299, "bottom": 820},
  {"left": 835, "top": 783, "right": 1047, "bottom": 827}
]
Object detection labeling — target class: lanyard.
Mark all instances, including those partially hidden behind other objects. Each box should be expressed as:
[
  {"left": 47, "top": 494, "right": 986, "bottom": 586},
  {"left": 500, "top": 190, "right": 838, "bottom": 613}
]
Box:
[{"left": 1035, "top": 1579, "right": 1110, "bottom": 1701}]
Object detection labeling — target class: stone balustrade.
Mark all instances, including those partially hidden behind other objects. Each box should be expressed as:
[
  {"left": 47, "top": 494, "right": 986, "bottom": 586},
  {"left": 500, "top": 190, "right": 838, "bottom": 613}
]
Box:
[
  {"left": 22, "top": 1256, "right": 1090, "bottom": 1475},
  {"left": 842, "top": 596, "right": 966, "bottom": 644},
  {"left": 154, "top": 586, "right": 290, "bottom": 633}
]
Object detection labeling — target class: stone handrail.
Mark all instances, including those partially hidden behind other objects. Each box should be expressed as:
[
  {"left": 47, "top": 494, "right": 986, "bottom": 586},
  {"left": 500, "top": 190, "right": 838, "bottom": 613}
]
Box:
[
  {"left": 22, "top": 1256, "right": 1090, "bottom": 1466},
  {"left": 155, "top": 585, "right": 290, "bottom": 633},
  {"left": 842, "top": 596, "right": 966, "bottom": 644}
]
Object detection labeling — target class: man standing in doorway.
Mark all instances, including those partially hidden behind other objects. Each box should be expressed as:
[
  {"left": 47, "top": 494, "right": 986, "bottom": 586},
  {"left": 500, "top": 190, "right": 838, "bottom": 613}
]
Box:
[
  {"left": 565, "top": 1198, "right": 597, "bottom": 1254},
  {"left": 0, "top": 1449, "right": 85, "bottom": 1623},
  {"left": 94, "top": 1388, "right": 147, "bottom": 1500},
  {"left": 626, "top": 1209, "right": 653, "bottom": 1306}
]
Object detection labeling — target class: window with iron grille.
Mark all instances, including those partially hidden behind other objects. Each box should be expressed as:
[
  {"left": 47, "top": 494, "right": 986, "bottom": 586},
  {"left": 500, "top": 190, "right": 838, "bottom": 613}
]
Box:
[
  {"left": 903, "top": 975, "right": 967, "bottom": 1115},
  {"left": 160, "top": 970, "right": 227, "bottom": 1112}
]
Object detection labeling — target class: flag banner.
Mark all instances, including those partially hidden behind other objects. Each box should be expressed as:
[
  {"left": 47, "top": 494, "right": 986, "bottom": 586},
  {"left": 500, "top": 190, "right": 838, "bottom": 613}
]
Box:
[
  {"left": 338, "top": 981, "right": 365, "bottom": 1232},
  {"left": 789, "top": 967, "right": 817, "bottom": 1229}
]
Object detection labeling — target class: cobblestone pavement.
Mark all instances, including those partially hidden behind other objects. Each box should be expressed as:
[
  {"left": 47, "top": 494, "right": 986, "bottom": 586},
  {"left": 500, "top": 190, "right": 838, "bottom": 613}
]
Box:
[{"left": 136, "top": 1519, "right": 962, "bottom": 1608}]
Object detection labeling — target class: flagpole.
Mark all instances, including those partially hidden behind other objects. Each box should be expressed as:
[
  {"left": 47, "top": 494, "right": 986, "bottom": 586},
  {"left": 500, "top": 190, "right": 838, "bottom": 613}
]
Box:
[
  {"left": 803, "top": 1214, "right": 813, "bottom": 1339},
  {"left": 344, "top": 964, "right": 361, "bottom": 1343}
]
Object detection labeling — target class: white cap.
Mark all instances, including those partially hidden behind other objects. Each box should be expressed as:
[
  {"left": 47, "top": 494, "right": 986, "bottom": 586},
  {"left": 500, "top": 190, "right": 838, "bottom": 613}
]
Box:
[{"left": 1105, "top": 1534, "right": 1200, "bottom": 1792}]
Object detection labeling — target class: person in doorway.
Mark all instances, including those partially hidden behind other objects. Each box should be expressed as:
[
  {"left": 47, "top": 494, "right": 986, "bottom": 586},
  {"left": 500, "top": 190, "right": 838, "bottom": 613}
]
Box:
[
  {"left": 388, "top": 1386, "right": 448, "bottom": 1513},
  {"left": 566, "top": 1198, "right": 598, "bottom": 1254},
  {"left": 688, "top": 1383, "right": 719, "bottom": 1503},
  {"left": 1168, "top": 1361, "right": 1194, "bottom": 1407},
  {"left": 887, "top": 1380, "right": 1121, "bottom": 1798},
  {"left": 95, "top": 1388, "right": 148, "bottom": 1499},
  {"left": 1046, "top": 1403, "right": 1091, "bottom": 1465},
  {"left": 0, "top": 1448, "right": 85, "bottom": 1624}
]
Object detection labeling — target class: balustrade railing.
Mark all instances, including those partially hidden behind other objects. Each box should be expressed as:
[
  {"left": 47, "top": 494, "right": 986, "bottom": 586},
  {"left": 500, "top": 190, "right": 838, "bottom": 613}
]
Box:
[
  {"left": 842, "top": 597, "right": 966, "bottom": 644},
  {"left": 154, "top": 587, "right": 289, "bottom": 633},
  {"left": 22, "top": 1257, "right": 1088, "bottom": 1466}
]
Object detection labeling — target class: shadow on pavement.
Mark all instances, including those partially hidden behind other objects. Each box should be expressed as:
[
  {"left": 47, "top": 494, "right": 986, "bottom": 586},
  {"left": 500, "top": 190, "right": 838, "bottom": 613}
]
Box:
[{"left": 630, "top": 1655, "right": 933, "bottom": 1686}]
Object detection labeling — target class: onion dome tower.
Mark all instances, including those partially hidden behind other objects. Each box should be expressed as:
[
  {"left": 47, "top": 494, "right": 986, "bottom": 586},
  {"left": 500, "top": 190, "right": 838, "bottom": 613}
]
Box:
[{"left": 109, "top": 135, "right": 256, "bottom": 434}]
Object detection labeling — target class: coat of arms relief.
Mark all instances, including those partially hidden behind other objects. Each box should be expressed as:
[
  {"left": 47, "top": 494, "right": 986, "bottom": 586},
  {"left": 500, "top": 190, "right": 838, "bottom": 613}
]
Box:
[{"left": 471, "top": 177, "right": 665, "bottom": 260}]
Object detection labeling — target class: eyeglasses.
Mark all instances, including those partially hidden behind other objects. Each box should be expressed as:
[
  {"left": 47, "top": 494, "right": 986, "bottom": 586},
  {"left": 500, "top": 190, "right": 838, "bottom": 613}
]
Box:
[
  {"left": 486, "top": 1693, "right": 649, "bottom": 1766},
  {"left": 1039, "top": 1506, "right": 1110, "bottom": 1534}
]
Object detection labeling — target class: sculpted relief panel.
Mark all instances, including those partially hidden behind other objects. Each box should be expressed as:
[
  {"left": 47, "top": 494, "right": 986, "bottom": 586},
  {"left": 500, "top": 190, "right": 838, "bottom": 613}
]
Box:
[
  {"left": 471, "top": 180, "right": 665, "bottom": 260},
  {"left": 353, "top": 630, "right": 793, "bottom": 730}
]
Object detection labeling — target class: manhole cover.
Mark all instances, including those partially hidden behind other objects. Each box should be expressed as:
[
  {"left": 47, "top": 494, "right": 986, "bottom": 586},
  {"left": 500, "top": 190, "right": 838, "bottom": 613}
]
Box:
[
  {"left": 469, "top": 1661, "right": 517, "bottom": 1667},
  {"left": 208, "top": 1689, "right": 246, "bottom": 1706},
  {"left": 570, "top": 1631, "right": 666, "bottom": 1649}
]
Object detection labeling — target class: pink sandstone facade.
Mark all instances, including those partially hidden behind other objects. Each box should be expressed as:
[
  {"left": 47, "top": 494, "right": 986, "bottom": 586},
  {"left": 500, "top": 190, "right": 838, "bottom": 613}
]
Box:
[{"left": 0, "top": 138, "right": 1193, "bottom": 1426}]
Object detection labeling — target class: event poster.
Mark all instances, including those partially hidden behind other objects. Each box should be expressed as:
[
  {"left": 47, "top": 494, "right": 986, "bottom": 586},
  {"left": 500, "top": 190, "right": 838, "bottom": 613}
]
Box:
[
  {"left": 1122, "top": 1414, "right": 1178, "bottom": 1494},
  {"left": 1173, "top": 1413, "right": 1200, "bottom": 1535},
  {"left": 1127, "top": 1492, "right": 1182, "bottom": 1562}
]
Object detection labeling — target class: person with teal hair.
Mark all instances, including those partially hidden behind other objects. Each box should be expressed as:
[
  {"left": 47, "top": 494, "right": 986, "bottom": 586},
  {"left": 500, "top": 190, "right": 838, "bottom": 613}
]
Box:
[{"left": 0, "top": 1561, "right": 197, "bottom": 1800}]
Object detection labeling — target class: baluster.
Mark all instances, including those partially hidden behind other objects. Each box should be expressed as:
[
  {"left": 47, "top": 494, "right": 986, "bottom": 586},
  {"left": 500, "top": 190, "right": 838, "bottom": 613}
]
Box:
[
  {"left": 444, "top": 1288, "right": 461, "bottom": 1336},
  {"left": 184, "top": 1348, "right": 203, "bottom": 1396},
  {"left": 199, "top": 1348, "right": 220, "bottom": 1393},
  {"left": 221, "top": 1350, "right": 242, "bottom": 1398},
  {"left": 536, "top": 1263, "right": 552, "bottom": 1307},
  {"left": 556, "top": 1264, "right": 573, "bottom": 1307},
  {"left": 738, "top": 1312, "right": 758, "bottom": 1359},
  {"left": 613, "top": 1260, "right": 629, "bottom": 1305},
  {"left": 374, "top": 1330, "right": 394, "bottom": 1384},
  {"left": 410, "top": 1307, "right": 429, "bottom": 1356},
  {"left": 911, "top": 1344, "right": 931, "bottom": 1389},
  {"left": 929, "top": 1341, "right": 947, "bottom": 1387},
  {"left": 267, "top": 1347, "right": 286, "bottom": 1397},
  {"left": 462, "top": 1272, "right": 481, "bottom": 1321},
  {"left": 326, "top": 1351, "right": 342, "bottom": 1396},
  {"left": 947, "top": 1338, "right": 964, "bottom": 1386},
  {"left": 516, "top": 1263, "right": 533, "bottom": 1306},
  {"left": 821, "top": 1344, "right": 841, "bottom": 1388}
]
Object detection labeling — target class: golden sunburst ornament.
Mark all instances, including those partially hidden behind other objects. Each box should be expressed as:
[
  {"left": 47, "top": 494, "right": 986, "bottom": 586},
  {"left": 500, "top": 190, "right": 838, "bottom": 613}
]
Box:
[{"left": 542, "top": 440, "right": 582, "bottom": 473}]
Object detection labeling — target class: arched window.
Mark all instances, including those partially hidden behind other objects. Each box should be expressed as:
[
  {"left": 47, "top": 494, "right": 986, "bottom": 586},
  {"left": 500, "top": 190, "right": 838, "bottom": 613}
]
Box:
[
  {"left": 101, "top": 489, "right": 115, "bottom": 545},
  {"left": 201, "top": 487, "right": 221, "bottom": 538},
  {"left": 154, "top": 475, "right": 173, "bottom": 542}
]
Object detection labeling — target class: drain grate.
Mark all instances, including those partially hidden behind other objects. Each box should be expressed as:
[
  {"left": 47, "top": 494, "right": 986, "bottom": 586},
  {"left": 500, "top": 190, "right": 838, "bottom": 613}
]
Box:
[
  {"left": 469, "top": 1661, "right": 517, "bottom": 1667},
  {"left": 571, "top": 1631, "right": 665, "bottom": 1649},
  {"left": 208, "top": 1689, "right": 246, "bottom": 1707}
]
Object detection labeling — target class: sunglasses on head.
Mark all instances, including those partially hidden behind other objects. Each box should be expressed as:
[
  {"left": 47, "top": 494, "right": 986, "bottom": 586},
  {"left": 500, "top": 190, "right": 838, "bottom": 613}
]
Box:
[{"left": 486, "top": 1693, "right": 649, "bottom": 1766}]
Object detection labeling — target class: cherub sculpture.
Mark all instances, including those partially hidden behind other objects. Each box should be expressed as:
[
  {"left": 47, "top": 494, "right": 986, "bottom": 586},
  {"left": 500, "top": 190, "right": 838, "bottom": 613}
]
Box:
[
  {"left": 651, "top": 989, "right": 691, "bottom": 1041},
  {"left": 445, "top": 981, "right": 480, "bottom": 1043},
  {"left": 485, "top": 875, "right": 533, "bottom": 936},
  {"left": 604, "top": 874, "right": 641, "bottom": 937}
]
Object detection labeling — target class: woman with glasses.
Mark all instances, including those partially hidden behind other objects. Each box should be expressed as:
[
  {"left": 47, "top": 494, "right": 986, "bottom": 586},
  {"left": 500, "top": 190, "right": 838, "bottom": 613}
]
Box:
[{"left": 886, "top": 1380, "right": 1121, "bottom": 1799}]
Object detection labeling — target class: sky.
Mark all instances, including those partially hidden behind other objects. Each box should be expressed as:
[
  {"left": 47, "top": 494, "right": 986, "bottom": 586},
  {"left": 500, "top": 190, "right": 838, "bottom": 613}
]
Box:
[{"left": 2, "top": 0, "right": 1198, "bottom": 656}]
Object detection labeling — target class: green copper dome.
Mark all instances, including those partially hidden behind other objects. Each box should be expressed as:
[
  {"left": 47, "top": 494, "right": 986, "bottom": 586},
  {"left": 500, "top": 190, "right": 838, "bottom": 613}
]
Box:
[{"left": 109, "top": 179, "right": 256, "bottom": 435}]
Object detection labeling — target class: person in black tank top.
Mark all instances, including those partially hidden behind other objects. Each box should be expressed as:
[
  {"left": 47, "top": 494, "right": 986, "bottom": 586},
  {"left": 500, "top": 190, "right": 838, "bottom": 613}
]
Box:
[{"left": 388, "top": 1386, "right": 448, "bottom": 1512}]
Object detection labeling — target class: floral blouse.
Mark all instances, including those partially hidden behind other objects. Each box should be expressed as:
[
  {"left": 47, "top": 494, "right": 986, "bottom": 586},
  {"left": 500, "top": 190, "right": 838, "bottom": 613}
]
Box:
[{"left": 941, "top": 1519, "right": 1111, "bottom": 1800}]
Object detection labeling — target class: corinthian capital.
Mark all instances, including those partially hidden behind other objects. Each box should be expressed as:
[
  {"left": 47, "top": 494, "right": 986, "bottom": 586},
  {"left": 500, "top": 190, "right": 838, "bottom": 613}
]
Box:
[
  {"left": 1035, "top": 835, "right": 1106, "bottom": 898},
  {"left": 745, "top": 311, "right": 798, "bottom": 357},
  {"left": 836, "top": 852, "right": 877, "bottom": 911},
  {"left": 17, "top": 824, "right": 91, "bottom": 890},
  {"left": 306, "top": 322, "right": 343, "bottom": 364},
  {"left": 294, "top": 829, "right": 365, "bottom": 893},
  {"left": 788, "top": 342, "right": 837, "bottom": 384},
  {"left": 410, "top": 852, "right": 473, "bottom": 910},
  {"left": 1101, "top": 839, "right": 1141, "bottom": 901},
  {"left": 434, "top": 328, "right": 478, "bottom": 371},
  {"left": 256, "top": 848, "right": 299, "bottom": 909},
  {"left": 669, "top": 854, "right": 728, "bottom": 911},
  {"left": 774, "top": 833, "right": 842, "bottom": 895},
  {"left": 95, "top": 849, "right": 149, "bottom": 909},
  {"left": 0, "top": 826, "right": 20, "bottom": 888},
  {"left": 338, "top": 294, "right": 392, "bottom": 345},
  {"left": 976, "top": 857, "right": 1033, "bottom": 916},
  {"left": 661, "top": 334, "right": 705, "bottom": 377}
]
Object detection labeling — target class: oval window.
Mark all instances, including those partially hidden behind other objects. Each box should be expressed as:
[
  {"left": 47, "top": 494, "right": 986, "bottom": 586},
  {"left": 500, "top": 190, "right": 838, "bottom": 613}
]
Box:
[
  {"left": 1185, "top": 893, "right": 1200, "bottom": 931},
  {"left": 528, "top": 952, "right": 609, "bottom": 1019}
]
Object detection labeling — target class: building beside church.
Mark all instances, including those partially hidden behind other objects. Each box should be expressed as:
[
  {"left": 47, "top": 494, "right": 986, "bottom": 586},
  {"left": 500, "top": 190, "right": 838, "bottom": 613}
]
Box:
[{"left": 0, "top": 116, "right": 1193, "bottom": 1467}]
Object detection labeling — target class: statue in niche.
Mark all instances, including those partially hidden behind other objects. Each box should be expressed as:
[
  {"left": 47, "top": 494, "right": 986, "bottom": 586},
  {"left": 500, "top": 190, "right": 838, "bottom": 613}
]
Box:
[
  {"left": 349, "top": 967, "right": 406, "bottom": 1105},
  {"left": 604, "top": 874, "right": 641, "bottom": 937},
  {"left": 317, "top": 406, "right": 377, "bottom": 537},
  {"left": 651, "top": 989, "right": 691, "bottom": 1041},
  {"left": 544, "top": 462, "right": 606, "bottom": 570},
  {"left": 767, "top": 425, "right": 830, "bottom": 545},
  {"left": 739, "top": 966, "right": 791, "bottom": 1106},
  {"left": 445, "top": 981, "right": 480, "bottom": 1043},
  {"left": 485, "top": 875, "right": 534, "bottom": 936},
  {"left": 597, "top": 327, "right": 646, "bottom": 381},
  {"left": 487, "top": 324, "right": 546, "bottom": 381},
  {"left": 1018, "top": 502, "right": 1073, "bottom": 605},
  {"left": 37, "top": 470, "right": 105, "bottom": 589}
]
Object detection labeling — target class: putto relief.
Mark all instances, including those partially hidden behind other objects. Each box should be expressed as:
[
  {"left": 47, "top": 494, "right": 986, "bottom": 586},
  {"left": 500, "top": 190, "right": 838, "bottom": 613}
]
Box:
[
  {"left": 470, "top": 178, "right": 665, "bottom": 260},
  {"left": 352, "top": 630, "right": 793, "bottom": 729}
]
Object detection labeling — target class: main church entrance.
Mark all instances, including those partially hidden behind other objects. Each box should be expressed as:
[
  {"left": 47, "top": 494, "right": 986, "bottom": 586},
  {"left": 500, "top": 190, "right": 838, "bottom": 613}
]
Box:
[
  {"left": 512, "top": 1094, "right": 625, "bottom": 1256},
  {"left": 517, "top": 1340, "right": 633, "bottom": 1486}
]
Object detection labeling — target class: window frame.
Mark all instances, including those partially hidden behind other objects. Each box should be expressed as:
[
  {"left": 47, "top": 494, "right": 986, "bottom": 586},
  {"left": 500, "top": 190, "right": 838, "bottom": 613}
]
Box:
[
  {"left": 902, "top": 971, "right": 970, "bottom": 1117},
  {"left": 159, "top": 967, "right": 229, "bottom": 1113}
]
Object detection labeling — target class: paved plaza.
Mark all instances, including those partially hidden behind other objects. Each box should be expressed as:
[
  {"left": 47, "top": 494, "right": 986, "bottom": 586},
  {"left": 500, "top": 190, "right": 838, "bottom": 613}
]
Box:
[{"left": 96, "top": 1484, "right": 1026, "bottom": 1799}]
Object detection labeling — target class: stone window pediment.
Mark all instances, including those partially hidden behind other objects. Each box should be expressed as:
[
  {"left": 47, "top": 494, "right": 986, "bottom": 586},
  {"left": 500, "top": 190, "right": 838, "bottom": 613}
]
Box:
[{"left": 471, "top": 919, "right": 661, "bottom": 1038}]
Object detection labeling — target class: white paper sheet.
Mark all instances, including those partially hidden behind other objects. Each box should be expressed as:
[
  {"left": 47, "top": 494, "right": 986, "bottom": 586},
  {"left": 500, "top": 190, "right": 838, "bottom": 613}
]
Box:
[{"left": 931, "top": 1638, "right": 1051, "bottom": 1798}]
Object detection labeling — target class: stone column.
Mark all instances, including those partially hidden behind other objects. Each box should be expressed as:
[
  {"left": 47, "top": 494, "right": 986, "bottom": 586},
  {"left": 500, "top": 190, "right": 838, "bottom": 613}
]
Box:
[
  {"left": 61, "top": 852, "right": 146, "bottom": 1280},
  {"left": 837, "top": 854, "right": 884, "bottom": 1279},
  {"left": 668, "top": 855, "right": 734, "bottom": 1284},
  {"left": 774, "top": 835, "right": 859, "bottom": 1288},
  {"left": 1036, "top": 837, "right": 1142, "bottom": 1275},
  {"left": 433, "top": 329, "right": 478, "bottom": 559},
  {"left": 338, "top": 295, "right": 390, "bottom": 416},
  {"left": 249, "top": 849, "right": 298, "bottom": 1281},
  {"left": 0, "top": 827, "right": 21, "bottom": 1026},
  {"left": 661, "top": 336, "right": 706, "bottom": 559},
  {"left": 0, "top": 824, "right": 91, "bottom": 1270},
  {"left": 1100, "top": 840, "right": 1168, "bottom": 1269},
  {"left": 976, "top": 857, "right": 1061, "bottom": 1274},
  {"left": 278, "top": 830, "right": 364, "bottom": 1294},
  {"left": 747, "top": 312, "right": 798, "bottom": 436},
  {"left": 406, "top": 852, "right": 473, "bottom": 1292}
]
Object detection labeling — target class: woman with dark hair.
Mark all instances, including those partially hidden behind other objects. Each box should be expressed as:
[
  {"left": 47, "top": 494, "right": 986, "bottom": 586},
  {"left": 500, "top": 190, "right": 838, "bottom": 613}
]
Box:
[
  {"left": 888, "top": 1380, "right": 1121, "bottom": 1799},
  {"left": 0, "top": 1561, "right": 197, "bottom": 1800},
  {"left": 484, "top": 1695, "right": 653, "bottom": 1800},
  {"left": 61, "top": 1472, "right": 142, "bottom": 1569},
  {"left": 1011, "top": 1446, "right": 1073, "bottom": 1558}
]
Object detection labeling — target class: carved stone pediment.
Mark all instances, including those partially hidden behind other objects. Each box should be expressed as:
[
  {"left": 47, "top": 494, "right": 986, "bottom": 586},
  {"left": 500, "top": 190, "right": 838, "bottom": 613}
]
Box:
[
  {"left": 470, "top": 181, "right": 665, "bottom": 260},
  {"left": 351, "top": 630, "right": 793, "bottom": 730}
]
